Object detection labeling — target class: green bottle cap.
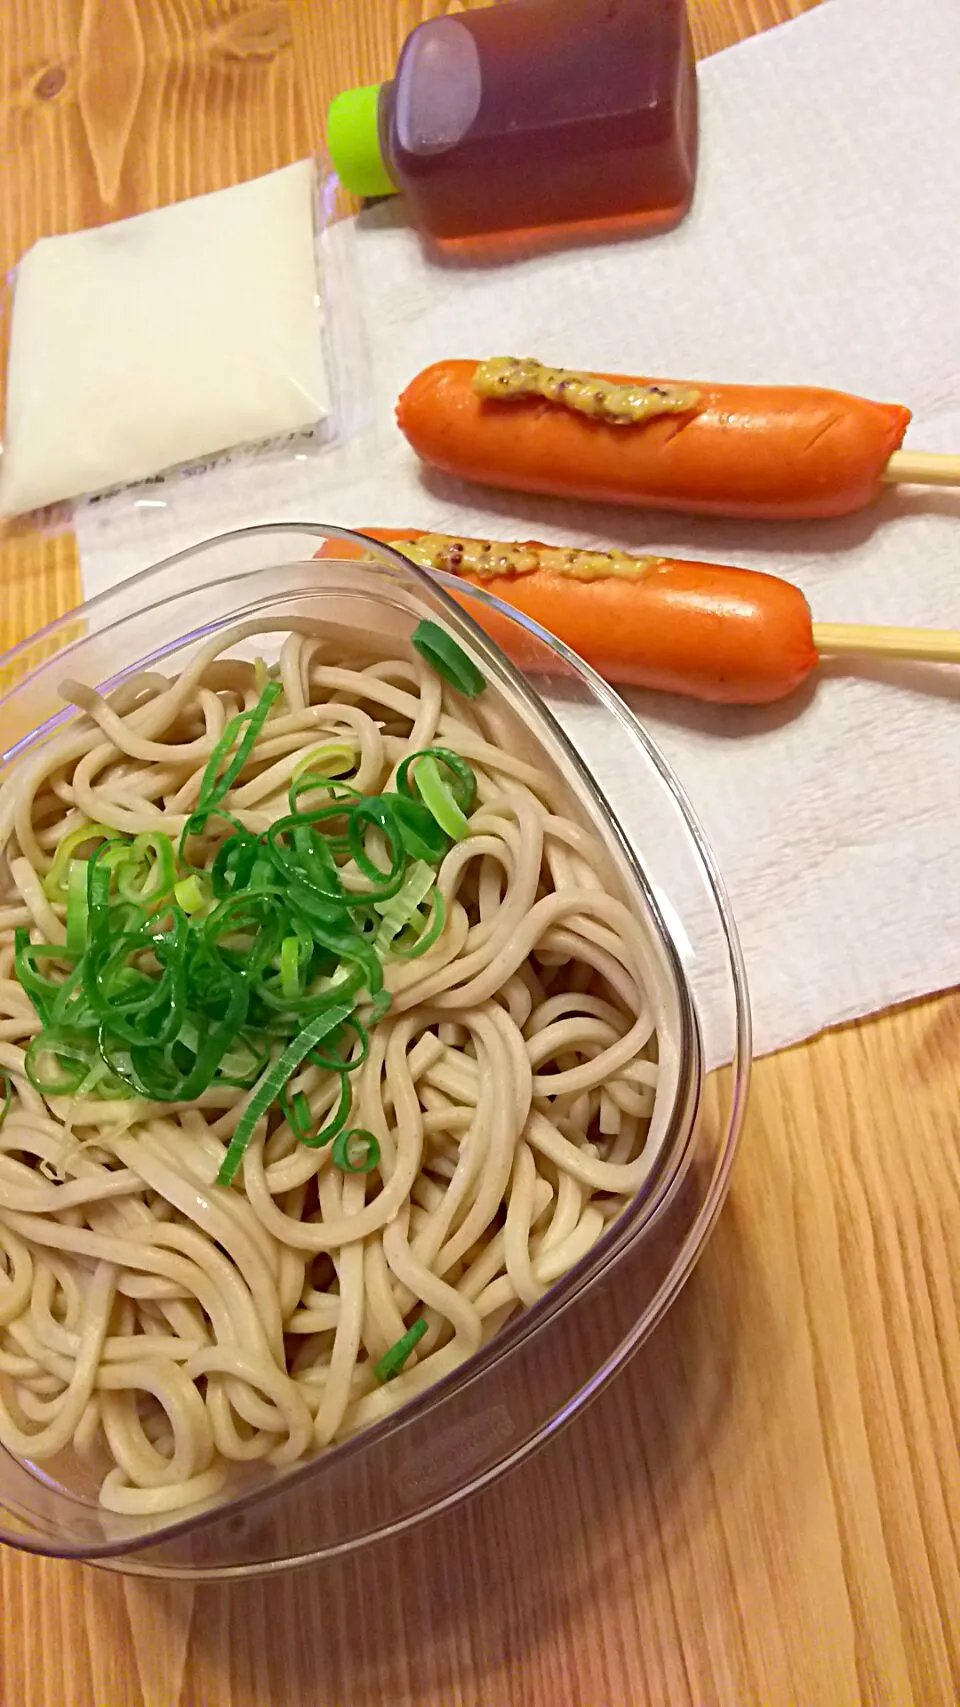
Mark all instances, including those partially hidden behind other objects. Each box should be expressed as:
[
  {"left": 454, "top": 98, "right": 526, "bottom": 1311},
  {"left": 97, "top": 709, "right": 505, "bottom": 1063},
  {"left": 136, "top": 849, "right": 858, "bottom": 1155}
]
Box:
[{"left": 327, "top": 86, "right": 398, "bottom": 200}]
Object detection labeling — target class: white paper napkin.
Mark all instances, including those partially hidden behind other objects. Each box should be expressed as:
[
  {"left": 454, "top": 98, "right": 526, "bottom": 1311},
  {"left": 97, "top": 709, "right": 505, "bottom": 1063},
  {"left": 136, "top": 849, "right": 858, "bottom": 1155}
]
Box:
[{"left": 76, "top": 0, "right": 960, "bottom": 1060}]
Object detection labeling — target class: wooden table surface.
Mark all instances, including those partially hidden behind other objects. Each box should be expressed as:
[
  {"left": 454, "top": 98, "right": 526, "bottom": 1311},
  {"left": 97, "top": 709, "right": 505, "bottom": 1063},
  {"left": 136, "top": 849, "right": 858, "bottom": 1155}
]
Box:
[{"left": 2, "top": 2, "right": 959, "bottom": 1703}]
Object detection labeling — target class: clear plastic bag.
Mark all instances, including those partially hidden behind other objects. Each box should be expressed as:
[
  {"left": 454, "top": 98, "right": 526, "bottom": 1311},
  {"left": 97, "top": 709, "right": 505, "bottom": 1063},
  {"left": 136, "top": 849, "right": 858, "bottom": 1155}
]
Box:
[{"left": 0, "top": 159, "right": 371, "bottom": 524}]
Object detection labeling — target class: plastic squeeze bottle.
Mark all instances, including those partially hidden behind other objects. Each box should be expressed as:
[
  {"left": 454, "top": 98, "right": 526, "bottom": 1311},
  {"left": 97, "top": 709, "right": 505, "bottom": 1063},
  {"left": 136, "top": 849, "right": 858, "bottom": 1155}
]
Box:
[{"left": 327, "top": 0, "right": 698, "bottom": 250}]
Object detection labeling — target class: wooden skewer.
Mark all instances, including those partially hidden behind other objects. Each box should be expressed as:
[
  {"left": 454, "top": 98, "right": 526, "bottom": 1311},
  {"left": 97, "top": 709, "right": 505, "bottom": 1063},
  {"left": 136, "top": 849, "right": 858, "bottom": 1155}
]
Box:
[
  {"left": 884, "top": 450, "right": 960, "bottom": 488},
  {"left": 812, "top": 623, "right": 960, "bottom": 664}
]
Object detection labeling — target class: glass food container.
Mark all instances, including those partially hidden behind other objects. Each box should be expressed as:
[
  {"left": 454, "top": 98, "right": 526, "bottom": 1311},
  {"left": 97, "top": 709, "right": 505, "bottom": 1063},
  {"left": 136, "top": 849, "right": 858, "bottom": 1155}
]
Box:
[{"left": 0, "top": 524, "right": 750, "bottom": 1578}]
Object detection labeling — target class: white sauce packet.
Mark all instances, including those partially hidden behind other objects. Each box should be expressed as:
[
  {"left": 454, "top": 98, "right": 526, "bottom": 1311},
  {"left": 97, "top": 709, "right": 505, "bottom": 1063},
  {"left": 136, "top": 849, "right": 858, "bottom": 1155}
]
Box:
[{"left": 0, "top": 161, "right": 331, "bottom": 519}]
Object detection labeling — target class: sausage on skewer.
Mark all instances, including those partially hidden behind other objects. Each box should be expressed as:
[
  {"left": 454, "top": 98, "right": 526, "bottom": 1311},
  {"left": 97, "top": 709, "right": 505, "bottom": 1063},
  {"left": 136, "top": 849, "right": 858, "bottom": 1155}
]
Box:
[
  {"left": 395, "top": 357, "right": 915, "bottom": 521},
  {"left": 320, "top": 528, "right": 960, "bottom": 706}
]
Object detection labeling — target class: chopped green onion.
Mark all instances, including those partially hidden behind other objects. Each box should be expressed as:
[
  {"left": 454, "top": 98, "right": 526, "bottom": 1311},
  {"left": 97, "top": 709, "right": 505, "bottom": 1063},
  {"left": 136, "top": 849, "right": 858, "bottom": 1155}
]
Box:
[
  {"left": 289, "top": 1089, "right": 312, "bottom": 1133},
  {"left": 17, "top": 720, "right": 480, "bottom": 1173},
  {"left": 346, "top": 799, "right": 407, "bottom": 892},
  {"left": 283, "top": 1072, "right": 351, "bottom": 1150},
  {"left": 290, "top": 741, "right": 356, "bottom": 794},
  {"left": 215, "top": 680, "right": 283, "bottom": 798},
  {"left": 396, "top": 748, "right": 477, "bottom": 814},
  {"left": 25, "top": 1031, "right": 98, "bottom": 1097},
  {"left": 410, "top": 755, "right": 469, "bottom": 841},
  {"left": 216, "top": 1000, "right": 354, "bottom": 1187},
  {"left": 389, "top": 795, "right": 449, "bottom": 863},
  {"left": 374, "top": 860, "right": 437, "bottom": 946},
  {"left": 288, "top": 776, "right": 362, "bottom": 819},
  {"left": 291, "top": 741, "right": 355, "bottom": 778},
  {"left": 117, "top": 833, "right": 176, "bottom": 908},
  {"left": 412, "top": 621, "right": 486, "bottom": 698},
  {"left": 374, "top": 862, "right": 444, "bottom": 958},
  {"left": 374, "top": 1317, "right": 429, "bottom": 1383},
  {"left": 42, "top": 823, "right": 122, "bottom": 899},
  {"left": 65, "top": 860, "right": 89, "bottom": 954},
  {"left": 195, "top": 681, "right": 283, "bottom": 820},
  {"left": 331, "top": 1127, "right": 380, "bottom": 1174},
  {"left": 14, "top": 932, "right": 80, "bottom": 1027},
  {"left": 279, "top": 934, "right": 302, "bottom": 1001},
  {"left": 174, "top": 874, "right": 209, "bottom": 915},
  {"left": 218, "top": 1033, "right": 269, "bottom": 1086},
  {"left": 390, "top": 889, "right": 445, "bottom": 960},
  {"left": 306, "top": 1013, "right": 368, "bottom": 1073}
]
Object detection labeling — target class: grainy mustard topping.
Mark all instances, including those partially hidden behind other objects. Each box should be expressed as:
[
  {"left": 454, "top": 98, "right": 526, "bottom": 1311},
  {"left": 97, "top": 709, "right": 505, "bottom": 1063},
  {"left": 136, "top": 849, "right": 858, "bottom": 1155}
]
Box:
[
  {"left": 473, "top": 356, "right": 700, "bottom": 425},
  {"left": 399, "top": 534, "right": 663, "bottom": 584}
]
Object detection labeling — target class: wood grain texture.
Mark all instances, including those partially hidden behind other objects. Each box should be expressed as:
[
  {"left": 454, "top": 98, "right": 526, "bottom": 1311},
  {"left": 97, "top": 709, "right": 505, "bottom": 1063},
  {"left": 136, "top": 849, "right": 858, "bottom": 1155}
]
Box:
[
  {"left": 76, "top": 0, "right": 146, "bottom": 204},
  {"left": 0, "top": 530, "right": 81, "bottom": 656},
  {"left": 1, "top": 3, "right": 959, "bottom": 1705}
]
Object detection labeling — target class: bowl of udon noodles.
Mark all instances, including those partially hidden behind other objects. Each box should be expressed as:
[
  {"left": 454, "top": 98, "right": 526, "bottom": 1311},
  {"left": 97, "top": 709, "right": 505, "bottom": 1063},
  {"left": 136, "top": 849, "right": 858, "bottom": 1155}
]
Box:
[{"left": 0, "top": 524, "right": 749, "bottom": 1577}]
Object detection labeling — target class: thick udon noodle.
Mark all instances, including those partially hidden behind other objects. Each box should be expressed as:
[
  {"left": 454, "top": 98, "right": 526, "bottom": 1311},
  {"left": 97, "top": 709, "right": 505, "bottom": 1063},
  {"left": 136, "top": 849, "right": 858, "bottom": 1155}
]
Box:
[{"left": 0, "top": 618, "right": 665, "bottom": 1514}]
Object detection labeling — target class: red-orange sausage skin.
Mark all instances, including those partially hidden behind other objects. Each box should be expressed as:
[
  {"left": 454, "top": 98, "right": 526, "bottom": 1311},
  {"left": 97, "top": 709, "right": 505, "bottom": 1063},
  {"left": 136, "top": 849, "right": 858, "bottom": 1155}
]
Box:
[
  {"left": 395, "top": 360, "right": 911, "bottom": 521},
  {"left": 317, "top": 531, "right": 817, "bottom": 705},
  {"left": 475, "top": 558, "right": 816, "bottom": 704}
]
